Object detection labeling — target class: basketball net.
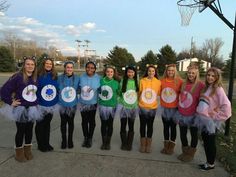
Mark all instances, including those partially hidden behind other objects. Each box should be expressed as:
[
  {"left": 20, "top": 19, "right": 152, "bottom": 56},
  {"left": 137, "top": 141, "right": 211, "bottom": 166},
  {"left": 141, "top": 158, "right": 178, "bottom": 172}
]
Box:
[{"left": 177, "top": 0, "right": 199, "bottom": 26}]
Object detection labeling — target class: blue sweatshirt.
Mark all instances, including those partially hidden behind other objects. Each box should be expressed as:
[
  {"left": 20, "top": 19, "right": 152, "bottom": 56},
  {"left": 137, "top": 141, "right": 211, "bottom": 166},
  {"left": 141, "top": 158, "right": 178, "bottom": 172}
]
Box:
[
  {"left": 37, "top": 72, "right": 59, "bottom": 107},
  {"left": 79, "top": 73, "right": 100, "bottom": 105},
  {"left": 57, "top": 73, "right": 79, "bottom": 107},
  {"left": 0, "top": 73, "right": 38, "bottom": 106}
]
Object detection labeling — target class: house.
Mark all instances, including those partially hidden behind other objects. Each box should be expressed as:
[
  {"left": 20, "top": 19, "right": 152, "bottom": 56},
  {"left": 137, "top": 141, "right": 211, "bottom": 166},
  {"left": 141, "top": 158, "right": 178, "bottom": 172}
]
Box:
[{"left": 177, "top": 58, "right": 211, "bottom": 71}]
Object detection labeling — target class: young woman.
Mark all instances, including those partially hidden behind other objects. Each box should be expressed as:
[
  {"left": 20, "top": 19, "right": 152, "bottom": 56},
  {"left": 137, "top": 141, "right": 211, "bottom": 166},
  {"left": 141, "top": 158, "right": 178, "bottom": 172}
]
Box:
[
  {"left": 36, "top": 57, "right": 58, "bottom": 152},
  {"left": 58, "top": 61, "right": 79, "bottom": 149},
  {"left": 79, "top": 61, "right": 100, "bottom": 148},
  {"left": 119, "top": 65, "right": 139, "bottom": 151},
  {"left": 138, "top": 64, "right": 161, "bottom": 153},
  {"left": 98, "top": 65, "right": 120, "bottom": 150},
  {"left": 160, "top": 64, "right": 183, "bottom": 155},
  {"left": 175, "top": 63, "right": 205, "bottom": 162},
  {"left": 195, "top": 67, "right": 231, "bottom": 171},
  {"left": 0, "top": 56, "right": 39, "bottom": 162}
]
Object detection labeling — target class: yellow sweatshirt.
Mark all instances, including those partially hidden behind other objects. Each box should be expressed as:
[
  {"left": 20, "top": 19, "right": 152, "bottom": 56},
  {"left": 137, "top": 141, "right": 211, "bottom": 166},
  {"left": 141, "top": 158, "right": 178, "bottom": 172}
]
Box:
[{"left": 138, "top": 77, "right": 161, "bottom": 109}]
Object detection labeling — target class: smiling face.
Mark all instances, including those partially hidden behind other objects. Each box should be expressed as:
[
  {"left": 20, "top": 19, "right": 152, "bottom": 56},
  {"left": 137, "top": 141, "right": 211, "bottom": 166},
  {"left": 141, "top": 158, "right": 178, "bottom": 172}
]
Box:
[
  {"left": 127, "top": 69, "right": 135, "bottom": 79},
  {"left": 187, "top": 68, "right": 198, "bottom": 83},
  {"left": 44, "top": 59, "right": 53, "bottom": 71},
  {"left": 105, "top": 68, "right": 114, "bottom": 79},
  {"left": 24, "top": 59, "right": 35, "bottom": 75},
  {"left": 206, "top": 71, "right": 217, "bottom": 85},
  {"left": 65, "top": 63, "right": 74, "bottom": 76},
  {"left": 166, "top": 66, "right": 175, "bottom": 78},
  {"left": 147, "top": 67, "right": 156, "bottom": 79},
  {"left": 86, "top": 63, "right": 96, "bottom": 76}
]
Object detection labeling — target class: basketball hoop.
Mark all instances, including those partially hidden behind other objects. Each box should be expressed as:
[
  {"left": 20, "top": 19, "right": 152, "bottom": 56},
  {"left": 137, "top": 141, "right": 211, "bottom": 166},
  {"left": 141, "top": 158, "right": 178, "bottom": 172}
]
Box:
[{"left": 177, "top": 0, "right": 199, "bottom": 26}]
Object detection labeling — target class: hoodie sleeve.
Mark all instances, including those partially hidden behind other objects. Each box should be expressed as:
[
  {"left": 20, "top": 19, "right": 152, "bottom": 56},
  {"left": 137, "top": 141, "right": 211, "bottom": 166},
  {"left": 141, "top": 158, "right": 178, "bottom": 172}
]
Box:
[
  {"left": 212, "top": 87, "right": 232, "bottom": 121},
  {"left": 0, "top": 74, "right": 19, "bottom": 105}
]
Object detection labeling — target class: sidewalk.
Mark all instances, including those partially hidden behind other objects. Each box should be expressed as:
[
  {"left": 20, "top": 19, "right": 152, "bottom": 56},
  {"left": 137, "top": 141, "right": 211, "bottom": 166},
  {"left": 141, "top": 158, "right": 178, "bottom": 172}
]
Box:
[{"left": 0, "top": 111, "right": 230, "bottom": 177}]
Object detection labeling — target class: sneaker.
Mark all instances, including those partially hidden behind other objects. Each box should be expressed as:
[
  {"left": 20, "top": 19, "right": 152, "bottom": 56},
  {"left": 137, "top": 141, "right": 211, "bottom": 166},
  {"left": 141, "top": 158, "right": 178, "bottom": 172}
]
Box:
[{"left": 199, "top": 163, "right": 215, "bottom": 171}]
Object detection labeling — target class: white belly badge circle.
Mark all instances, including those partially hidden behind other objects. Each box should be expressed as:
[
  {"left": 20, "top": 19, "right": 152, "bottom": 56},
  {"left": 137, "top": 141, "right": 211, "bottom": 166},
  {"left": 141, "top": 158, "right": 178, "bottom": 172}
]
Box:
[
  {"left": 81, "top": 85, "right": 94, "bottom": 101},
  {"left": 179, "top": 91, "right": 193, "bottom": 108},
  {"left": 99, "top": 85, "right": 113, "bottom": 101},
  {"left": 61, "top": 87, "right": 76, "bottom": 103},
  {"left": 22, "top": 85, "right": 37, "bottom": 102},
  {"left": 124, "top": 90, "right": 137, "bottom": 105},
  {"left": 161, "top": 87, "right": 177, "bottom": 103},
  {"left": 141, "top": 88, "right": 156, "bottom": 104},
  {"left": 41, "top": 84, "right": 56, "bottom": 101}
]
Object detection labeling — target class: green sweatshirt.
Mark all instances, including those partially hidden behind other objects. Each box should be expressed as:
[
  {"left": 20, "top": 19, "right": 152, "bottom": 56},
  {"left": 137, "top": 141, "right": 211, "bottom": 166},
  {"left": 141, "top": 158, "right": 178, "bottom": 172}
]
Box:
[
  {"left": 98, "top": 77, "right": 119, "bottom": 107},
  {"left": 119, "top": 79, "right": 138, "bottom": 109}
]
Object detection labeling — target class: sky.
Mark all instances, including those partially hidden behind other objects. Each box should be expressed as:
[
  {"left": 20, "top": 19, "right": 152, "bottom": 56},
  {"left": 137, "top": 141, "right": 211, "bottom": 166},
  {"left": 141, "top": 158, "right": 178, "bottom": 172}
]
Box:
[{"left": 0, "top": 0, "right": 235, "bottom": 61}]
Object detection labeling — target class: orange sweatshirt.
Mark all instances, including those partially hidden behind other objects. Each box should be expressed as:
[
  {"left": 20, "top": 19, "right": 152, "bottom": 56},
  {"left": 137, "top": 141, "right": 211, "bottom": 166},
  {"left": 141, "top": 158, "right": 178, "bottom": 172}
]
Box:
[
  {"left": 160, "top": 78, "right": 183, "bottom": 108},
  {"left": 138, "top": 77, "right": 161, "bottom": 109}
]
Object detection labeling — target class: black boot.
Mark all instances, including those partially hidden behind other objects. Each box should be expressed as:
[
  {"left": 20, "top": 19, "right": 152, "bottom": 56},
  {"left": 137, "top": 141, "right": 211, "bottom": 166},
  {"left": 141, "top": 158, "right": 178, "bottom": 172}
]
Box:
[
  {"left": 127, "top": 131, "right": 134, "bottom": 151},
  {"left": 105, "top": 136, "right": 111, "bottom": 150},
  {"left": 35, "top": 121, "right": 47, "bottom": 152},
  {"left": 45, "top": 114, "right": 53, "bottom": 151},
  {"left": 120, "top": 131, "right": 127, "bottom": 150},
  {"left": 68, "top": 130, "right": 74, "bottom": 149},
  {"left": 86, "top": 138, "right": 92, "bottom": 148},
  {"left": 82, "top": 137, "right": 88, "bottom": 147},
  {"left": 61, "top": 124, "right": 67, "bottom": 149},
  {"left": 101, "top": 136, "right": 106, "bottom": 150}
]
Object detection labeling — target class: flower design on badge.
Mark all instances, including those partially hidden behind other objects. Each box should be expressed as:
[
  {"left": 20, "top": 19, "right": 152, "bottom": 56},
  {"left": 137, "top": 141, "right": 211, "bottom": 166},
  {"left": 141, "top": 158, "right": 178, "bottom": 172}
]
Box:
[{"left": 124, "top": 90, "right": 137, "bottom": 105}]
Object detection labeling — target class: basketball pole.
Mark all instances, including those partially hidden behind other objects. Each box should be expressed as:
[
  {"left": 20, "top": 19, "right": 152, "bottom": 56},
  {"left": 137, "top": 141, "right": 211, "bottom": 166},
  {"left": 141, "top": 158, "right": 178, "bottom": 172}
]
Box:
[{"left": 206, "top": 4, "right": 235, "bottom": 136}]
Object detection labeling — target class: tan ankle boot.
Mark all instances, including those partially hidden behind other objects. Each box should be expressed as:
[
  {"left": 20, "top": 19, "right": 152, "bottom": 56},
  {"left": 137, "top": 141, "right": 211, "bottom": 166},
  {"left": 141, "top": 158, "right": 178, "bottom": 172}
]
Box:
[
  {"left": 166, "top": 141, "right": 175, "bottom": 155},
  {"left": 160, "top": 140, "right": 169, "bottom": 154},
  {"left": 15, "top": 146, "right": 27, "bottom": 162},
  {"left": 182, "top": 147, "right": 196, "bottom": 162},
  {"left": 24, "top": 144, "right": 33, "bottom": 160},
  {"left": 145, "top": 138, "right": 152, "bottom": 153},
  {"left": 139, "top": 138, "right": 146, "bottom": 153},
  {"left": 177, "top": 146, "right": 189, "bottom": 161}
]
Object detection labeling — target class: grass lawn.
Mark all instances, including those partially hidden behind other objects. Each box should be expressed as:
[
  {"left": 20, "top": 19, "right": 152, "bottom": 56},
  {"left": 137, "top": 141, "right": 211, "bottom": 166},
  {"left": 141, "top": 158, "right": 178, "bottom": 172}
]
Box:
[{"left": 216, "top": 99, "right": 236, "bottom": 176}]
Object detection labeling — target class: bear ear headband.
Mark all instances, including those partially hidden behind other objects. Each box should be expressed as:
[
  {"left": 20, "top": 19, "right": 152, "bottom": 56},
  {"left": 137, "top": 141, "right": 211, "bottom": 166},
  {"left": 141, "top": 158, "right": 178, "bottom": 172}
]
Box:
[
  {"left": 146, "top": 64, "right": 157, "bottom": 68},
  {"left": 104, "top": 64, "right": 116, "bottom": 69},
  {"left": 23, "top": 56, "right": 36, "bottom": 60}
]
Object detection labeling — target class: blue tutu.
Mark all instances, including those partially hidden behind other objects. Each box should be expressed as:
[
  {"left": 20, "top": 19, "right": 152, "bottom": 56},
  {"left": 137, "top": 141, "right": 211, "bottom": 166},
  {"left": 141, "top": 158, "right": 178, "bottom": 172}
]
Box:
[
  {"left": 99, "top": 105, "right": 116, "bottom": 120},
  {"left": 174, "top": 110, "right": 196, "bottom": 127}
]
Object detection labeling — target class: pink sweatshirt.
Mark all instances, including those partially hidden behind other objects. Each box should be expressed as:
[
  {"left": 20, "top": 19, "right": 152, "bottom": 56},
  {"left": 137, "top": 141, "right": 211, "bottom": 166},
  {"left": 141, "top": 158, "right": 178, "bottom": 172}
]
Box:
[
  {"left": 178, "top": 81, "right": 205, "bottom": 116},
  {"left": 196, "top": 86, "right": 232, "bottom": 121}
]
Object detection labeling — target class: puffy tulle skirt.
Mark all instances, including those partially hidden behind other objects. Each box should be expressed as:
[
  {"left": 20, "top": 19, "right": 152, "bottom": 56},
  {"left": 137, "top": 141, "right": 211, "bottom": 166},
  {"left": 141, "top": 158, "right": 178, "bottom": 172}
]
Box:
[
  {"left": 174, "top": 110, "right": 196, "bottom": 127},
  {"left": 99, "top": 105, "right": 116, "bottom": 120},
  {"left": 116, "top": 104, "right": 137, "bottom": 119},
  {"left": 194, "top": 114, "right": 224, "bottom": 134},
  {"left": 161, "top": 107, "right": 177, "bottom": 121},
  {"left": 0, "top": 104, "right": 42, "bottom": 122},
  {"left": 38, "top": 105, "right": 58, "bottom": 117},
  {"left": 59, "top": 105, "right": 77, "bottom": 117},
  {"left": 79, "top": 103, "right": 97, "bottom": 112},
  {"left": 139, "top": 107, "right": 157, "bottom": 118}
]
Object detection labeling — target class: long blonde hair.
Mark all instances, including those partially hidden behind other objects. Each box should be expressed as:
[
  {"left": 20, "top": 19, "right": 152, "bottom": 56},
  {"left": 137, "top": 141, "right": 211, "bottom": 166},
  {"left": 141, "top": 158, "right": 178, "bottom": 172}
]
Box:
[
  {"left": 204, "top": 67, "right": 222, "bottom": 96},
  {"left": 20, "top": 57, "right": 37, "bottom": 83}
]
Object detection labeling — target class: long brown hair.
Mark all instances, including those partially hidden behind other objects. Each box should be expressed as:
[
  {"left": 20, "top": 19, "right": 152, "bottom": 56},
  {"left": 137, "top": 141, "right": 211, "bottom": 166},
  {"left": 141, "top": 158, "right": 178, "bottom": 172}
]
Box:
[
  {"left": 20, "top": 57, "right": 37, "bottom": 83},
  {"left": 143, "top": 65, "right": 159, "bottom": 79},
  {"left": 38, "top": 58, "right": 57, "bottom": 80},
  {"left": 103, "top": 65, "right": 120, "bottom": 81},
  {"left": 204, "top": 67, "right": 222, "bottom": 96}
]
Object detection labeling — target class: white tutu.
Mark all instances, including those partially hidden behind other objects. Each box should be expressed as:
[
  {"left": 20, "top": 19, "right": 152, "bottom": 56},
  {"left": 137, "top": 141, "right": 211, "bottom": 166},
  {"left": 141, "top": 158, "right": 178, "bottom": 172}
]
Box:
[
  {"left": 99, "top": 105, "right": 116, "bottom": 120},
  {"left": 116, "top": 104, "right": 137, "bottom": 119},
  {"left": 38, "top": 105, "right": 58, "bottom": 117},
  {"left": 194, "top": 114, "right": 224, "bottom": 134},
  {"left": 161, "top": 107, "right": 177, "bottom": 121},
  {"left": 59, "top": 105, "right": 77, "bottom": 117},
  {"left": 174, "top": 110, "right": 196, "bottom": 127},
  {"left": 0, "top": 104, "right": 42, "bottom": 122},
  {"left": 139, "top": 108, "right": 157, "bottom": 118},
  {"left": 79, "top": 103, "right": 97, "bottom": 112}
]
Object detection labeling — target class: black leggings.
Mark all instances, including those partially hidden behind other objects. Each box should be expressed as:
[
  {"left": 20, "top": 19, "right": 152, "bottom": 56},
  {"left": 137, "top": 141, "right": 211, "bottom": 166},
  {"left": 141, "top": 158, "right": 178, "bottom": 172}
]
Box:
[
  {"left": 15, "top": 122, "right": 34, "bottom": 147},
  {"left": 101, "top": 116, "right": 114, "bottom": 137},
  {"left": 179, "top": 125, "right": 198, "bottom": 148},
  {"left": 81, "top": 110, "right": 96, "bottom": 138},
  {"left": 60, "top": 111, "right": 76, "bottom": 142},
  {"left": 201, "top": 132, "right": 216, "bottom": 165},
  {"left": 162, "top": 117, "right": 177, "bottom": 141},
  {"left": 139, "top": 114, "right": 155, "bottom": 138},
  {"left": 120, "top": 118, "right": 135, "bottom": 133}
]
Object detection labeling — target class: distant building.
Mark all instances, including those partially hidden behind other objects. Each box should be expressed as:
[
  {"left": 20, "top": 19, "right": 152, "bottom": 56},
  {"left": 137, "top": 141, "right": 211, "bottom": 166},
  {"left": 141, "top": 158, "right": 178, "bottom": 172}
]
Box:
[{"left": 177, "top": 58, "right": 211, "bottom": 71}]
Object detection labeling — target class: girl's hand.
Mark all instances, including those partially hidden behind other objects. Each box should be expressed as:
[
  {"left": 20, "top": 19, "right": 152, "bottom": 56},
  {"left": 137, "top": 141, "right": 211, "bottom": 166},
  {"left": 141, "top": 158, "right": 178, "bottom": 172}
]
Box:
[{"left": 11, "top": 99, "right": 21, "bottom": 107}]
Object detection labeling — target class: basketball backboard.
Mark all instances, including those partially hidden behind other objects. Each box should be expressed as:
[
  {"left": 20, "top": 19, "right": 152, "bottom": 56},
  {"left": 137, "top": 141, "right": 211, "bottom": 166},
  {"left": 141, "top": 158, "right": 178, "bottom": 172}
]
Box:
[{"left": 198, "top": 0, "right": 216, "bottom": 13}]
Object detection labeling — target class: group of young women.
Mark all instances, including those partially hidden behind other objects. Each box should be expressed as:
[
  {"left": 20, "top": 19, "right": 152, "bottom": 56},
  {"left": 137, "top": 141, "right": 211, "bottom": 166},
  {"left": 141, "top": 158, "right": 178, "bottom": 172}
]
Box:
[{"left": 0, "top": 56, "right": 232, "bottom": 171}]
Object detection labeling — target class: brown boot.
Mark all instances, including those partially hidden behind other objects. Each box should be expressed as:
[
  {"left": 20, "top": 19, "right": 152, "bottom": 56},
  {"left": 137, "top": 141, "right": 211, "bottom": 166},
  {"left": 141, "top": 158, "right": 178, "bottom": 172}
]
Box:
[
  {"left": 126, "top": 131, "right": 134, "bottom": 151},
  {"left": 145, "top": 138, "right": 152, "bottom": 153},
  {"left": 166, "top": 141, "right": 175, "bottom": 155},
  {"left": 24, "top": 144, "right": 33, "bottom": 160},
  {"left": 15, "top": 146, "right": 27, "bottom": 162},
  {"left": 182, "top": 147, "right": 196, "bottom": 162},
  {"left": 139, "top": 137, "right": 146, "bottom": 153},
  {"left": 160, "top": 140, "right": 169, "bottom": 154},
  {"left": 177, "top": 146, "right": 189, "bottom": 161}
]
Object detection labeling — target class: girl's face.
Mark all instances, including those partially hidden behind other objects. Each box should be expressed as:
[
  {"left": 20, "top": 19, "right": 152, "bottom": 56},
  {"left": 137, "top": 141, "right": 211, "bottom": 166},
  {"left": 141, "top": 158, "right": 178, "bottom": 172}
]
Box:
[
  {"left": 106, "top": 68, "right": 114, "bottom": 79},
  {"left": 147, "top": 67, "right": 155, "bottom": 79},
  {"left": 24, "top": 59, "right": 35, "bottom": 75},
  {"left": 44, "top": 60, "right": 53, "bottom": 71},
  {"left": 86, "top": 63, "right": 96, "bottom": 76},
  {"left": 187, "top": 68, "right": 197, "bottom": 82},
  {"left": 206, "top": 71, "right": 217, "bottom": 85},
  {"left": 65, "top": 63, "right": 74, "bottom": 76},
  {"left": 127, "top": 69, "right": 135, "bottom": 79},
  {"left": 167, "top": 66, "right": 175, "bottom": 78}
]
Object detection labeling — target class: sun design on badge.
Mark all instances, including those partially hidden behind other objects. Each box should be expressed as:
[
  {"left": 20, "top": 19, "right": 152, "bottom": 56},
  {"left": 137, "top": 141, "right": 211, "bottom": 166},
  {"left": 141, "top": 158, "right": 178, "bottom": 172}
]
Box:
[{"left": 141, "top": 88, "right": 156, "bottom": 104}]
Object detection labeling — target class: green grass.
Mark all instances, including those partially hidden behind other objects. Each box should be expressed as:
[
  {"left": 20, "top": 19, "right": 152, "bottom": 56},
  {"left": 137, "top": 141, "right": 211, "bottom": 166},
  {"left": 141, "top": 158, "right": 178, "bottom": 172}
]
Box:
[{"left": 216, "top": 99, "right": 236, "bottom": 176}]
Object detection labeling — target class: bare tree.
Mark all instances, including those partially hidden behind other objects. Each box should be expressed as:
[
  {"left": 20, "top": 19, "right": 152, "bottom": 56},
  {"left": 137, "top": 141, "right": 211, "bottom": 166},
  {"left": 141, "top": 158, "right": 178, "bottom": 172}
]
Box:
[{"left": 0, "top": 0, "right": 9, "bottom": 12}]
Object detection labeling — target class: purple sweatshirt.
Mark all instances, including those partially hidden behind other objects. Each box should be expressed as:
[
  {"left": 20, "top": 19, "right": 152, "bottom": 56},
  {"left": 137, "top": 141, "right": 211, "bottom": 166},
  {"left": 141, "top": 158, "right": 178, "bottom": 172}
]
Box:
[{"left": 0, "top": 73, "right": 38, "bottom": 106}]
